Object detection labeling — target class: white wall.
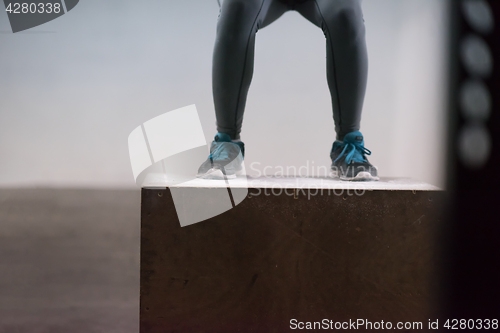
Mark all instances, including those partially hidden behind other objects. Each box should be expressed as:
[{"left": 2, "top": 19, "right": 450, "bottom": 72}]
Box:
[{"left": 0, "top": 0, "right": 449, "bottom": 188}]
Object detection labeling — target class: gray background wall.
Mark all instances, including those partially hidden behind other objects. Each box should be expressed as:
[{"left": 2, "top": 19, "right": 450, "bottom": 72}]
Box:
[{"left": 0, "top": 0, "right": 449, "bottom": 188}]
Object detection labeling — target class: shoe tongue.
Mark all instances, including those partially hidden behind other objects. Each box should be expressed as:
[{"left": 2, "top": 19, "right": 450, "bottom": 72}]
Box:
[
  {"left": 343, "top": 131, "right": 364, "bottom": 145},
  {"left": 342, "top": 131, "right": 366, "bottom": 163},
  {"left": 214, "top": 132, "right": 232, "bottom": 143}
]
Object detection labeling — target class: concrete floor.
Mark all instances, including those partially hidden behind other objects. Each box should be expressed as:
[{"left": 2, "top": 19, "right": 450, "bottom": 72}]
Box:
[{"left": 0, "top": 189, "right": 141, "bottom": 333}]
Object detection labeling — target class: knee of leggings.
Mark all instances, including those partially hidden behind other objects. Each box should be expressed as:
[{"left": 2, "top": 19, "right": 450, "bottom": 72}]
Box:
[{"left": 325, "top": 8, "right": 365, "bottom": 42}]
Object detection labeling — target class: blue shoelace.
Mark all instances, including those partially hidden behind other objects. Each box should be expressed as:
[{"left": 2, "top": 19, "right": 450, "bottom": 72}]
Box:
[{"left": 333, "top": 141, "right": 372, "bottom": 165}]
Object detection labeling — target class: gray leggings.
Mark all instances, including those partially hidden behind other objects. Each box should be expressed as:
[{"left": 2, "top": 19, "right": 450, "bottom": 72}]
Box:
[{"left": 213, "top": 0, "right": 368, "bottom": 141}]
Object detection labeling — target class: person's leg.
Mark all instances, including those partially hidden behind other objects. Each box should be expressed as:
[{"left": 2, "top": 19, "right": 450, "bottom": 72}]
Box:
[
  {"left": 295, "top": 0, "right": 377, "bottom": 181},
  {"left": 198, "top": 0, "right": 288, "bottom": 179},
  {"left": 213, "top": 0, "right": 288, "bottom": 140},
  {"left": 295, "top": 0, "right": 368, "bottom": 141}
]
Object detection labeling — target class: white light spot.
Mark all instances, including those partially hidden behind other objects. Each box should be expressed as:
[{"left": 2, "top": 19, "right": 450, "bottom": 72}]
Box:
[
  {"left": 462, "top": 0, "right": 495, "bottom": 34},
  {"left": 458, "top": 124, "right": 491, "bottom": 168},
  {"left": 459, "top": 80, "right": 491, "bottom": 121},
  {"left": 460, "top": 34, "right": 493, "bottom": 77}
]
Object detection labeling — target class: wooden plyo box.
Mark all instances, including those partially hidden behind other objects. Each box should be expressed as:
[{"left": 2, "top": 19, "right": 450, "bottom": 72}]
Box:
[{"left": 140, "top": 178, "right": 443, "bottom": 332}]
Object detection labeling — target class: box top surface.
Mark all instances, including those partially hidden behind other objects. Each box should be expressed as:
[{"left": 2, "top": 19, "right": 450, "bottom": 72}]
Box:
[{"left": 142, "top": 175, "right": 442, "bottom": 191}]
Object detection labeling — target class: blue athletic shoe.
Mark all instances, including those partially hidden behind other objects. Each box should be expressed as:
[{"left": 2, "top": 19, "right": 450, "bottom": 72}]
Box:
[
  {"left": 330, "top": 131, "right": 379, "bottom": 181},
  {"left": 197, "top": 133, "right": 245, "bottom": 179}
]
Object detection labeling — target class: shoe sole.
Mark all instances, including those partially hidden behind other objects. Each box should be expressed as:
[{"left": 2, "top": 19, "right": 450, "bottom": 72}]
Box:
[
  {"left": 197, "top": 168, "right": 237, "bottom": 180},
  {"left": 331, "top": 170, "right": 379, "bottom": 182}
]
